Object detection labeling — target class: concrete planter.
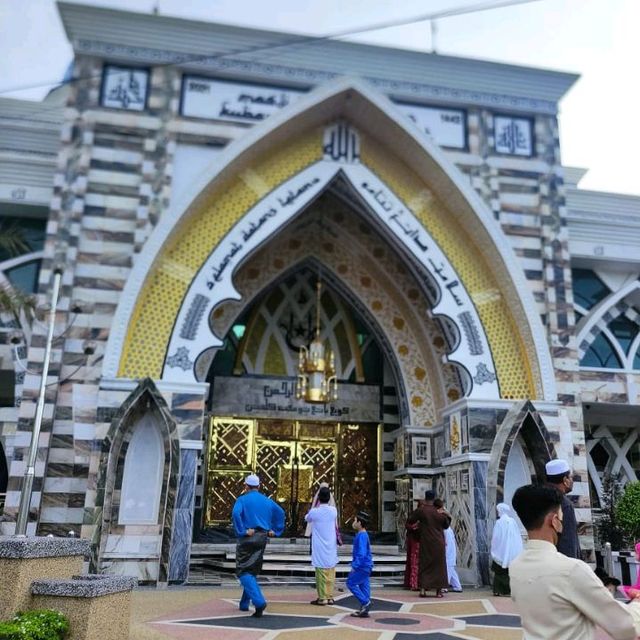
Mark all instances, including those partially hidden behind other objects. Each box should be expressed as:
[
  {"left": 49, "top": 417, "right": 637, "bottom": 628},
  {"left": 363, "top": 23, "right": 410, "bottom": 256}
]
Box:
[{"left": 0, "top": 536, "right": 137, "bottom": 640}]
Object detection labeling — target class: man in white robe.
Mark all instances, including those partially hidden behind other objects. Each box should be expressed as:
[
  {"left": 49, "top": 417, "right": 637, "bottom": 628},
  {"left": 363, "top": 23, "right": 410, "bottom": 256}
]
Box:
[{"left": 305, "top": 486, "right": 339, "bottom": 605}]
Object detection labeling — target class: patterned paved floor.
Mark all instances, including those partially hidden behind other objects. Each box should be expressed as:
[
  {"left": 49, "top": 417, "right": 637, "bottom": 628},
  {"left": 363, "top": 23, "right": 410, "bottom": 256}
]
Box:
[{"left": 129, "top": 586, "right": 613, "bottom": 639}]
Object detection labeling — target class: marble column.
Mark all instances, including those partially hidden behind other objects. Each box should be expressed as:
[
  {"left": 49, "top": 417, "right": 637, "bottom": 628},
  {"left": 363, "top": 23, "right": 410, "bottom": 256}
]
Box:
[
  {"left": 473, "top": 460, "right": 490, "bottom": 585},
  {"left": 168, "top": 447, "right": 198, "bottom": 583}
]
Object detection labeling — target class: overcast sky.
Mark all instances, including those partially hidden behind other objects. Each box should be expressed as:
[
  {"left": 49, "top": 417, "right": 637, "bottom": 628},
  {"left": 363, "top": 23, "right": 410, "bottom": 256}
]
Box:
[{"left": 1, "top": 0, "right": 638, "bottom": 196}]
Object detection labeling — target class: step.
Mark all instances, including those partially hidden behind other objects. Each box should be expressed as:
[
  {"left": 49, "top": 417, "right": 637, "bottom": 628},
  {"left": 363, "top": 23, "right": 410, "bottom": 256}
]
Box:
[
  {"left": 214, "top": 553, "right": 404, "bottom": 563},
  {"left": 190, "top": 542, "right": 402, "bottom": 556},
  {"left": 186, "top": 569, "right": 404, "bottom": 587},
  {"left": 200, "top": 559, "right": 406, "bottom": 573}
]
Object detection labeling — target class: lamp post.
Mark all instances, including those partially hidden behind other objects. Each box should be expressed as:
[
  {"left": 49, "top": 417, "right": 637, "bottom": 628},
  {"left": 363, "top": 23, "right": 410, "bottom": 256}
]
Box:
[{"left": 15, "top": 267, "right": 63, "bottom": 536}]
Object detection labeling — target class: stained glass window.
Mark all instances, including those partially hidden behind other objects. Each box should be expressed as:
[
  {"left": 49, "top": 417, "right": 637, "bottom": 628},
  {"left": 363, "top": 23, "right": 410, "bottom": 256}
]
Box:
[
  {"left": 608, "top": 316, "right": 639, "bottom": 355},
  {"left": 572, "top": 269, "right": 610, "bottom": 310},
  {"left": 580, "top": 333, "right": 622, "bottom": 368}
]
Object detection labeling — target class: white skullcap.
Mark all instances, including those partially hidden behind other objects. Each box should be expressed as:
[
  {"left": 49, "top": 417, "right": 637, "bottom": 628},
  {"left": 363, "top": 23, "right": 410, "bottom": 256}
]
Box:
[
  {"left": 245, "top": 474, "right": 260, "bottom": 487},
  {"left": 545, "top": 459, "right": 570, "bottom": 476}
]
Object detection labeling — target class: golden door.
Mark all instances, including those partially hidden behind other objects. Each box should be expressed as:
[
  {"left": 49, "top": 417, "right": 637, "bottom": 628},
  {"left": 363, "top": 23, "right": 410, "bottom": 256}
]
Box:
[{"left": 204, "top": 417, "right": 380, "bottom": 533}]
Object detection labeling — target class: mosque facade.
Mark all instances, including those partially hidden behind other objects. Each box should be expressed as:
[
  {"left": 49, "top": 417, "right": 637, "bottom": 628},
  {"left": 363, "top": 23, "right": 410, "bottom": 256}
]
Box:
[{"left": 1, "top": 2, "right": 639, "bottom": 586}]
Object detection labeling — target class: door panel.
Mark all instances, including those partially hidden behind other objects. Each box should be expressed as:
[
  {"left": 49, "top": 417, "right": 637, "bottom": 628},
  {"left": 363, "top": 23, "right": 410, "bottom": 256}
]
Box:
[{"left": 338, "top": 423, "right": 379, "bottom": 529}]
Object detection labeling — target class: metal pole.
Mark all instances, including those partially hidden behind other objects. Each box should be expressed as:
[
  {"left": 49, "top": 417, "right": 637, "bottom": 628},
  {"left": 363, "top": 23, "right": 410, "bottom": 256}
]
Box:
[{"left": 15, "top": 268, "right": 63, "bottom": 536}]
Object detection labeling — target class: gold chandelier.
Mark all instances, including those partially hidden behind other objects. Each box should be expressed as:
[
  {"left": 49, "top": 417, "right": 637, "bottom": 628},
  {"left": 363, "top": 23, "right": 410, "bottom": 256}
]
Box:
[{"left": 296, "top": 279, "right": 338, "bottom": 403}]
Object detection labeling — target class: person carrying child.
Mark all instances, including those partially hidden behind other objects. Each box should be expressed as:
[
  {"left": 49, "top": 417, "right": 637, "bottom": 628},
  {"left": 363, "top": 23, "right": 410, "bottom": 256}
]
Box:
[{"left": 347, "top": 510, "right": 374, "bottom": 618}]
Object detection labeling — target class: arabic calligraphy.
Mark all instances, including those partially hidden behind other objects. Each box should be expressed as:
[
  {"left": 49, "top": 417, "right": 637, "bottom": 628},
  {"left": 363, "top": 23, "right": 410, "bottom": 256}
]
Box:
[
  {"left": 263, "top": 381, "right": 295, "bottom": 399},
  {"left": 277, "top": 177, "right": 320, "bottom": 207},
  {"left": 205, "top": 177, "right": 321, "bottom": 290},
  {"left": 323, "top": 123, "right": 360, "bottom": 163},
  {"left": 360, "top": 179, "right": 468, "bottom": 307},
  {"left": 244, "top": 402, "right": 350, "bottom": 417},
  {"left": 242, "top": 208, "right": 277, "bottom": 242},
  {"left": 210, "top": 376, "right": 381, "bottom": 422},
  {"left": 361, "top": 182, "right": 429, "bottom": 252},
  {"left": 102, "top": 67, "right": 147, "bottom": 111},
  {"left": 207, "top": 242, "right": 242, "bottom": 289}
]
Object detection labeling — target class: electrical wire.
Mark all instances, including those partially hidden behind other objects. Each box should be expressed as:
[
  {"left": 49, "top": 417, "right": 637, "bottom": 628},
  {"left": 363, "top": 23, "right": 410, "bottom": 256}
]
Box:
[{"left": 0, "top": 0, "right": 545, "bottom": 103}]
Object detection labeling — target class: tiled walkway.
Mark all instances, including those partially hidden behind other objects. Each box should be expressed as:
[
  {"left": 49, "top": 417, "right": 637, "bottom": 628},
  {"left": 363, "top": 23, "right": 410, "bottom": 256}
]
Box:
[{"left": 130, "top": 586, "right": 613, "bottom": 639}]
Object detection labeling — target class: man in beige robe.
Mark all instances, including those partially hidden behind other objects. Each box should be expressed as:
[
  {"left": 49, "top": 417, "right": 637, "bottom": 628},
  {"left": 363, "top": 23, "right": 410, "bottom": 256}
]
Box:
[{"left": 510, "top": 484, "right": 640, "bottom": 640}]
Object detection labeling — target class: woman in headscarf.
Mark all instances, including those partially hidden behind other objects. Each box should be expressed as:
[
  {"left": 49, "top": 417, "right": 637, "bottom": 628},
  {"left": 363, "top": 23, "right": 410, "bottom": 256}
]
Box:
[
  {"left": 490, "top": 502, "right": 524, "bottom": 596},
  {"left": 404, "top": 507, "right": 421, "bottom": 590}
]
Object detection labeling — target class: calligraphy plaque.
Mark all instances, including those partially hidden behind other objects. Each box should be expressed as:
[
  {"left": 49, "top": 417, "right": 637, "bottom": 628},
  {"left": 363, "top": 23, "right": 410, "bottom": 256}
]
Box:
[
  {"left": 181, "top": 76, "right": 305, "bottom": 122},
  {"left": 494, "top": 115, "right": 533, "bottom": 156},
  {"left": 100, "top": 65, "right": 149, "bottom": 111},
  {"left": 211, "top": 376, "right": 381, "bottom": 423}
]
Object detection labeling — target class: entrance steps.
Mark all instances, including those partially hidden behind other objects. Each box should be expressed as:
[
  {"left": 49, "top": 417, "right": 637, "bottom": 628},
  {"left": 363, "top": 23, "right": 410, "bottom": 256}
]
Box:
[{"left": 187, "top": 540, "right": 407, "bottom": 586}]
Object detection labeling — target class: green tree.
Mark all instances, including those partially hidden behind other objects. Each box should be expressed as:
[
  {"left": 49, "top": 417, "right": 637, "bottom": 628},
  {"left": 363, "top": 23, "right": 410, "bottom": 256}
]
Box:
[
  {"left": 615, "top": 481, "right": 640, "bottom": 543},
  {"left": 595, "top": 473, "right": 626, "bottom": 549}
]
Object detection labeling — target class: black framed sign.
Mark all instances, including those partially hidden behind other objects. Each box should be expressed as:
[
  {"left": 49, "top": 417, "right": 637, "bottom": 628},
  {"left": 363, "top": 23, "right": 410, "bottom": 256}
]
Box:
[
  {"left": 100, "top": 65, "right": 149, "bottom": 111},
  {"left": 493, "top": 114, "right": 533, "bottom": 156}
]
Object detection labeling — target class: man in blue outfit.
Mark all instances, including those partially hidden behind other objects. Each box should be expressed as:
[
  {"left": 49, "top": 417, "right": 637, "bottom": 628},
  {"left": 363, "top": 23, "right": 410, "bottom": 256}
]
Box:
[
  {"left": 231, "top": 474, "right": 285, "bottom": 617},
  {"left": 347, "top": 510, "right": 374, "bottom": 618}
]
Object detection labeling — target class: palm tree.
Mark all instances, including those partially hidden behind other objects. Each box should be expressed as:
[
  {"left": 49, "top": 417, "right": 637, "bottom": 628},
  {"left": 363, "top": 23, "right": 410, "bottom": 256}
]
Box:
[{"left": 0, "top": 222, "right": 36, "bottom": 326}]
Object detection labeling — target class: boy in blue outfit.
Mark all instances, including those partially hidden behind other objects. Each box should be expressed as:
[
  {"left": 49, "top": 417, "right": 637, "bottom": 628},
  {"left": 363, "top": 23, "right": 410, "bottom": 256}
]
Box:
[{"left": 347, "top": 510, "right": 374, "bottom": 617}]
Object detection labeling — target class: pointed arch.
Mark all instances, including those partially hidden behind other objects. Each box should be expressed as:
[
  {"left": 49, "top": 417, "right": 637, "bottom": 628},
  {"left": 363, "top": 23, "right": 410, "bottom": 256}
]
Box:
[
  {"left": 93, "top": 378, "right": 179, "bottom": 583},
  {"left": 194, "top": 197, "right": 464, "bottom": 425},
  {"left": 487, "top": 400, "right": 556, "bottom": 513},
  {"left": 104, "top": 78, "right": 556, "bottom": 402}
]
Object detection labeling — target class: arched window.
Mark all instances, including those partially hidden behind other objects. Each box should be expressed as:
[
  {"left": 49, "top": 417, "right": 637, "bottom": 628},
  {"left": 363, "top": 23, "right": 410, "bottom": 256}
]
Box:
[
  {"left": 118, "top": 413, "right": 164, "bottom": 525},
  {"left": 580, "top": 333, "right": 622, "bottom": 369}
]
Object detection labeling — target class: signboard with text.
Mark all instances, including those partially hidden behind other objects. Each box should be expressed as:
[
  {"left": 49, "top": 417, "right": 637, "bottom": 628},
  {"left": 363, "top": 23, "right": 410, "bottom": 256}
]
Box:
[
  {"left": 181, "top": 76, "right": 305, "bottom": 123},
  {"left": 211, "top": 376, "right": 381, "bottom": 423},
  {"left": 395, "top": 103, "right": 466, "bottom": 149}
]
